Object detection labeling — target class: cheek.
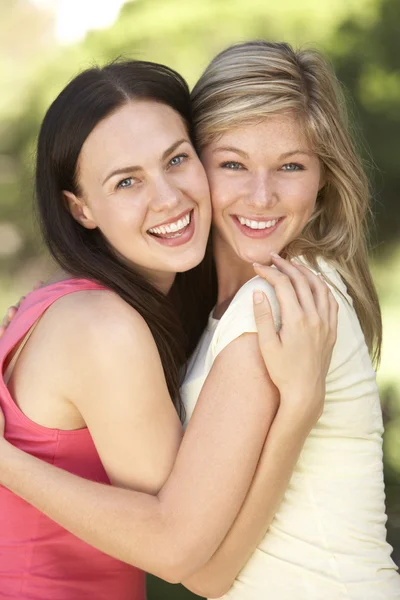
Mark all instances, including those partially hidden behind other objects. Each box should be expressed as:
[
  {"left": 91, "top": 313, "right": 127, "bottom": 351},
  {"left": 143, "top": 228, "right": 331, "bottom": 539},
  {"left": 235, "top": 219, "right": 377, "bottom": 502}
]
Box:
[
  {"left": 94, "top": 196, "right": 147, "bottom": 237},
  {"left": 209, "top": 173, "right": 237, "bottom": 217},
  {"left": 282, "top": 178, "right": 319, "bottom": 216},
  {"left": 189, "top": 168, "right": 212, "bottom": 209}
]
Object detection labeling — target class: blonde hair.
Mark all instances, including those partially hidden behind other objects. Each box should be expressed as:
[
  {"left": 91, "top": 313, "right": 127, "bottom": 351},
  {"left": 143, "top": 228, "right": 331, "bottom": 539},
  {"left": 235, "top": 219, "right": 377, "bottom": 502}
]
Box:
[{"left": 192, "top": 41, "right": 382, "bottom": 365}]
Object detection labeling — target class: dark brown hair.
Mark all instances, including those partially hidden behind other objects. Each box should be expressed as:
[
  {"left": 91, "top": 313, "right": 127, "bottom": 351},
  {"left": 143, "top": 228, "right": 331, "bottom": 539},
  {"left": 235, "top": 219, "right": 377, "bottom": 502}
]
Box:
[{"left": 36, "top": 60, "right": 215, "bottom": 419}]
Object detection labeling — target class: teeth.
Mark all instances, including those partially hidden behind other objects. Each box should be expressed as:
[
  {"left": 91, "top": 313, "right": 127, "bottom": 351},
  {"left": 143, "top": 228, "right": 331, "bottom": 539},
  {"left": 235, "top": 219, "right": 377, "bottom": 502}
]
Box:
[
  {"left": 149, "top": 212, "right": 191, "bottom": 235},
  {"left": 237, "top": 217, "right": 279, "bottom": 230}
]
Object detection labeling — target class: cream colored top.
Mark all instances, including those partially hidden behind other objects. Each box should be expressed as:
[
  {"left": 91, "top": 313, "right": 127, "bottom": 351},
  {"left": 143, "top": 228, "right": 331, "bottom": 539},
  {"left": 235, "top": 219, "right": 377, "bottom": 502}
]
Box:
[{"left": 181, "top": 260, "right": 400, "bottom": 599}]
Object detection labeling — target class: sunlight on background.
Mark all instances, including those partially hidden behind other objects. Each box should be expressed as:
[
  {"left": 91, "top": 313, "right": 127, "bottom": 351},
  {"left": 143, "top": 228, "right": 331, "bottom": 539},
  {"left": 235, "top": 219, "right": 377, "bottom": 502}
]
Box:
[{"left": 31, "top": 0, "right": 128, "bottom": 44}]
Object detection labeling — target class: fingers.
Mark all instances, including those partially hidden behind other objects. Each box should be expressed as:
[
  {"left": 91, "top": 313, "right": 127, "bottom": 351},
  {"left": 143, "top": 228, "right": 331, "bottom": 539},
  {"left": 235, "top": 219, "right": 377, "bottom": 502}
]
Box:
[
  {"left": 6, "top": 305, "right": 18, "bottom": 323},
  {"left": 292, "top": 262, "right": 338, "bottom": 335},
  {"left": 253, "top": 260, "right": 308, "bottom": 327},
  {"left": 290, "top": 261, "right": 331, "bottom": 322},
  {"left": 253, "top": 290, "right": 279, "bottom": 359},
  {"left": 270, "top": 254, "right": 319, "bottom": 316},
  {"left": 291, "top": 261, "right": 339, "bottom": 351},
  {"left": 8, "top": 305, "right": 18, "bottom": 320},
  {"left": 253, "top": 255, "right": 339, "bottom": 349},
  {"left": 0, "top": 289, "right": 31, "bottom": 338},
  {"left": 1, "top": 305, "right": 18, "bottom": 333}
]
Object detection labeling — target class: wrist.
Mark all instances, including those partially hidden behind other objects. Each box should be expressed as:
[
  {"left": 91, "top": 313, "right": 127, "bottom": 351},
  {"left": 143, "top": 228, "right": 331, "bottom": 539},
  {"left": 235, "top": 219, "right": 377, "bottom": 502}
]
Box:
[{"left": 277, "top": 388, "right": 324, "bottom": 429}]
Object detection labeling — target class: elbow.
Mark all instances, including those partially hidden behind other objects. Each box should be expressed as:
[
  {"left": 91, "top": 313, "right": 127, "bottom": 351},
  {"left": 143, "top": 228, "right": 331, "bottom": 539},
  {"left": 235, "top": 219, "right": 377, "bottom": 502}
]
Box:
[
  {"left": 143, "top": 509, "right": 219, "bottom": 585},
  {"left": 152, "top": 542, "right": 235, "bottom": 594},
  {"left": 208, "top": 586, "right": 233, "bottom": 599},
  {"left": 184, "top": 577, "right": 233, "bottom": 598},
  {"left": 153, "top": 553, "right": 197, "bottom": 585},
  {"left": 147, "top": 536, "right": 207, "bottom": 585},
  {"left": 137, "top": 550, "right": 185, "bottom": 585}
]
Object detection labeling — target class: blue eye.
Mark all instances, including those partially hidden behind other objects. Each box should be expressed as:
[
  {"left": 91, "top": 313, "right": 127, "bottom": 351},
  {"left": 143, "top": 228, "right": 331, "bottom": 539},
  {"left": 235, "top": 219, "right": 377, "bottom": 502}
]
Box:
[
  {"left": 168, "top": 153, "right": 188, "bottom": 168},
  {"left": 116, "top": 177, "right": 134, "bottom": 189},
  {"left": 281, "top": 163, "right": 304, "bottom": 172},
  {"left": 221, "top": 161, "right": 244, "bottom": 170}
]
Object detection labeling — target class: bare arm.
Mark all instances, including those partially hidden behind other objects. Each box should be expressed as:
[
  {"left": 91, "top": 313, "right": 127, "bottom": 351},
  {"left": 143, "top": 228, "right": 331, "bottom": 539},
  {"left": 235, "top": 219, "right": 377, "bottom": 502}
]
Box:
[
  {"left": 0, "top": 259, "right": 336, "bottom": 586},
  {"left": 183, "top": 257, "right": 338, "bottom": 597},
  {"left": 0, "top": 296, "right": 278, "bottom": 583},
  {"left": 184, "top": 405, "right": 312, "bottom": 598}
]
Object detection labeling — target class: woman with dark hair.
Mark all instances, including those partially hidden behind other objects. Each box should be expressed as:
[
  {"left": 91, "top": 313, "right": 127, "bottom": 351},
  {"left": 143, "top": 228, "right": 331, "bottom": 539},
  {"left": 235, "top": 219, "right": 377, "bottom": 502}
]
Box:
[{"left": 0, "top": 59, "right": 336, "bottom": 599}]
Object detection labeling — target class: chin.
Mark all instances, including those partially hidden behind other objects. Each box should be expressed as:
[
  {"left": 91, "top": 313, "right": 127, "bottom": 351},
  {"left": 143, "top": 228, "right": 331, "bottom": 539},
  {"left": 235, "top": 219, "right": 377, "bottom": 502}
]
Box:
[
  {"left": 174, "top": 254, "right": 205, "bottom": 273},
  {"left": 238, "top": 248, "right": 273, "bottom": 266}
]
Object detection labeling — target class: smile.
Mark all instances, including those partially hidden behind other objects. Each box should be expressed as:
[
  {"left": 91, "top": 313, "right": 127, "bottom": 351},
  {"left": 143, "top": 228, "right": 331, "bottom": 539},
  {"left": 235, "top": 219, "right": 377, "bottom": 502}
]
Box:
[
  {"left": 147, "top": 210, "right": 195, "bottom": 247},
  {"left": 237, "top": 216, "right": 281, "bottom": 230},
  {"left": 233, "top": 215, "right": 284, "bottom": 238},
  {"left": 148, "top": 210, "right": 192, "bottom": 239}
]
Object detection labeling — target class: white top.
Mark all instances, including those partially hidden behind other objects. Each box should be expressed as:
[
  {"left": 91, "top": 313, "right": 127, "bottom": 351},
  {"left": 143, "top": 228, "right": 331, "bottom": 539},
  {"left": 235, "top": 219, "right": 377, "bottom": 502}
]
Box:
[{"left": 181, "top": 260, "right": 400, "bottom": 600}]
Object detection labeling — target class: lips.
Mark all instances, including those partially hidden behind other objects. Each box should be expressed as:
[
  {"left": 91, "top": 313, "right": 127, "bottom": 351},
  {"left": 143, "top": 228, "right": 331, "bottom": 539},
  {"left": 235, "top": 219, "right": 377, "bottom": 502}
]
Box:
[
  {"left": 232, "top": 215, "right": 284, "bottom": 238},
  {"left": 147, "top": 209, "right": 192, "bottom": 234},
  {"left": 148, "top": 210, "right": 192, "bottom": 238},
  {"left": 147, "top": 210, "right": 196, "bottom": 247},
  {"left": 236, "top": 216, "right": 282, "bottom": 230}
]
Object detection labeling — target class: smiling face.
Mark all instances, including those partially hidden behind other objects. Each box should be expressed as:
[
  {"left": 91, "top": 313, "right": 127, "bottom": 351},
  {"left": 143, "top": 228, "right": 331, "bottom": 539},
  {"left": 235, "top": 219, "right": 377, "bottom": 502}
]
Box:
[
  {"left": 65, "top": 100, "right": 211, "bottom": 292},
  {"left": 201, "top": 113, "right": 324, "bottom": 285}
]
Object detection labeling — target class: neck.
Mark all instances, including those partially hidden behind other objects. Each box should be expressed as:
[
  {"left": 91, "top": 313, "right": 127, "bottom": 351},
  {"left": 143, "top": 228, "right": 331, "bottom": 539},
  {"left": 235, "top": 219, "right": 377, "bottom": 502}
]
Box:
[
  {"left": 146, "top": 271, "right": 176, "bottom": 295},
  {"left": 213, "top": 236, "right": 256, "bottom": 319}
]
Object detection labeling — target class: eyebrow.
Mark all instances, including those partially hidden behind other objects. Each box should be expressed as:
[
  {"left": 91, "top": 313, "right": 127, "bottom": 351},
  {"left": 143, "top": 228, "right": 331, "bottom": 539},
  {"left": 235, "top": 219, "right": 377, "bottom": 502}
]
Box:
[
  {"left": 212, "top": 147, "right": 312, "bottom": 159},
  {"left": 279, "top": 150, "right": 313, "bottom": 159},
  {"left": 102, "top": 138, "right": 190, "bottom": 185},
  {"left": 212, "top": 146, "right": 249, "bottom": 159}
]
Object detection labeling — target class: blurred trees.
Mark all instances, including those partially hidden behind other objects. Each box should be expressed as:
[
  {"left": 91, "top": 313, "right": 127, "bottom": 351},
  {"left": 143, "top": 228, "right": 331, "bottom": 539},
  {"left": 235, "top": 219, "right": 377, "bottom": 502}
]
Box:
[{"left": 332, "top": 0, "right": 400, "bottom": 250}]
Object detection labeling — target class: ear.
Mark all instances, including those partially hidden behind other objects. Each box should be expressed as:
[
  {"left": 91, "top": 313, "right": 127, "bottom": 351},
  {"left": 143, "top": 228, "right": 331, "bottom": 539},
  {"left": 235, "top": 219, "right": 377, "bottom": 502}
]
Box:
[{"left": 63, "top": 190, "right": 97, "bottom": 230}]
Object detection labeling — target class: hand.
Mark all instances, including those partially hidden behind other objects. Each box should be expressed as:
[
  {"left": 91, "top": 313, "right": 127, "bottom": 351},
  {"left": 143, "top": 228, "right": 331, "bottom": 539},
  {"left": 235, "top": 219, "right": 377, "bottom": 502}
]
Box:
[
  {"left": 0, "top": 281, "right": 43, "bottom": 339},
  {"left": 252, "top": 254, "right": 338, "bottom": 422}
]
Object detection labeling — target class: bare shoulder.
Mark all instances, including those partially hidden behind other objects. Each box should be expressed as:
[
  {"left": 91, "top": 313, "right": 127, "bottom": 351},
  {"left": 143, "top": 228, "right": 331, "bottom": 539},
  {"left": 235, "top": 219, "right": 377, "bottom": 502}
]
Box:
[{"left": 38, "top": 288, "right": 156, "bottom": 358}]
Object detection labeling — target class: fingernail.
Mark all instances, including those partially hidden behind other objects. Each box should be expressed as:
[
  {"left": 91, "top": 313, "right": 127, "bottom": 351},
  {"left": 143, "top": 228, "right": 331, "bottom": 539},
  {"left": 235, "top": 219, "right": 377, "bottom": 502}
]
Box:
[
  {"left": 253, "top": 290, "right": 264, "bottom": 304},
  {"left": 253, "top": 262, "right": 263, "bottom": 268},
  {"left": 270, "top": 252, "right": 280, "bottom": 259}
]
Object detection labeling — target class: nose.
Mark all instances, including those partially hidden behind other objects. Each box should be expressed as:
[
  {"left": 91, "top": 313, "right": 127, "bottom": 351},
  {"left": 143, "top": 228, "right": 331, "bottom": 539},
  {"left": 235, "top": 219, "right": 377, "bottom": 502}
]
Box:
[
  {"left": 149, "top": 174, "right": 181, "bottom": 213},
  {"left": 245, "top": 171, "right": 278, "bottom": 210}
]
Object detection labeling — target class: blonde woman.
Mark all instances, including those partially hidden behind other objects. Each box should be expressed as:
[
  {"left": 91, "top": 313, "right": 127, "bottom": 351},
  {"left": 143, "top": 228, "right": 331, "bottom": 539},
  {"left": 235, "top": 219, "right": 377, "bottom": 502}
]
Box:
[
  {"left": 183, "top": 41, "right": 399, "bottom": 598},
  {"left": 0, "top": 42, "right": 398, "bottom": 599}
]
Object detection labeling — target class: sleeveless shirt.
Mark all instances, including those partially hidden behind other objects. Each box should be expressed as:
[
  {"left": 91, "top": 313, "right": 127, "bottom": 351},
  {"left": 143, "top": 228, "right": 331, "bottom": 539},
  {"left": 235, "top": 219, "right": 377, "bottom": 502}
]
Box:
[{"left": 0, "top": 279, "right": 146, "bottom": 600}]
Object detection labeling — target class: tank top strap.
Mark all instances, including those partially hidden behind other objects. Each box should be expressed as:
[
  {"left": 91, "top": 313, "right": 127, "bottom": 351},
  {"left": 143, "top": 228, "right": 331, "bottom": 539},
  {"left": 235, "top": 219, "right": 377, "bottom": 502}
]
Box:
[
  {"left": 0, "top": 279, "right": 108, "bottom": 379},
  {"left": 3, "top": 320, "right": 41, "bottom": 386}
]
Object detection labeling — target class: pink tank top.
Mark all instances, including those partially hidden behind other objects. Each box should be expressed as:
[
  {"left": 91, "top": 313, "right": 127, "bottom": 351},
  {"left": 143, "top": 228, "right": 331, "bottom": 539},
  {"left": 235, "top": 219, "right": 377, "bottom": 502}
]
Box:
[{"left": 0, "top": 279, "right": 146, "bottom": 600}]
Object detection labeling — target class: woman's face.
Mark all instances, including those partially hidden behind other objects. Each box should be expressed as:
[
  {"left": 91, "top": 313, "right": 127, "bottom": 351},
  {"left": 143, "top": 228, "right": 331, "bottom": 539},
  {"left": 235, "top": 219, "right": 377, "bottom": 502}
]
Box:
[
  {"left": 66, "top": 100, "right": 211, "bottom": 292},
  {"left": 201, "top": 114, "right": 323, "bottom": 275}
]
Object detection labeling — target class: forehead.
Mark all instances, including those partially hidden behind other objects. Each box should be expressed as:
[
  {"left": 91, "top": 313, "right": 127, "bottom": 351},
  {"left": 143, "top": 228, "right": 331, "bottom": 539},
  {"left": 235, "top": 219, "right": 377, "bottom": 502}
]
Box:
[
  {"left": 209, "top": 114, "right": 311, "bottom": 153},
  {"left": 79, "top": 100, "right": 188, "bottom": 174}
]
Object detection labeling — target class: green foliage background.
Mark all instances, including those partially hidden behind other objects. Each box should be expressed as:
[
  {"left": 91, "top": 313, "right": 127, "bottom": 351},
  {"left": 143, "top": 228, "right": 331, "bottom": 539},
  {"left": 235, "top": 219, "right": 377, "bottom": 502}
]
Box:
[{"left": 0, "top": 1, "right": 399, "bottom": 597}]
